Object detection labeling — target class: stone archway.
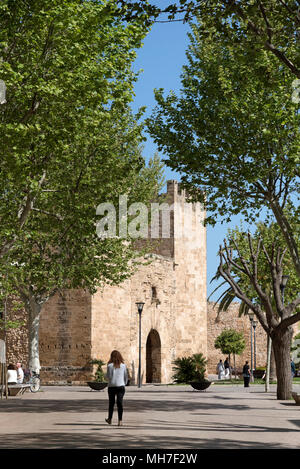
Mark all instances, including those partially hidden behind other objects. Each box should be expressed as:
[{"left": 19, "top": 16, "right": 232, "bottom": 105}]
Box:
[{"left": 146, "top": 329, "right": 161, "bottom": 383}]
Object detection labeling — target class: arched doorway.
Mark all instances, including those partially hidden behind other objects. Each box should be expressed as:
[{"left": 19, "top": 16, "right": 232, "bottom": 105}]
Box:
[{"left": 146, "top": 329, "right": 161, "bottom": 383}]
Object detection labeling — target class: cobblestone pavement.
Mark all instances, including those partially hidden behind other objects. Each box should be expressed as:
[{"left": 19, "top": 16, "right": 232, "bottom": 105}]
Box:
[{"left": 0, "top": 383, "right": 299, "bottom": 449}]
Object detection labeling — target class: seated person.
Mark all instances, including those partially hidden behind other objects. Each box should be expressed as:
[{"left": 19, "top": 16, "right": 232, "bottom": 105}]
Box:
[
  {"left": 16, "top": 362, "right": 24, "bottom": 384},
  {"left": 7, "top": 364, "right": 18, "bottom": 385}
]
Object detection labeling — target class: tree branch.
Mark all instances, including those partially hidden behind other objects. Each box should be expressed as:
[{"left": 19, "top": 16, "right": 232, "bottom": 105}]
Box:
[
  {"left": 278, "top": 0, "right": 300, "bottom": 25},
  {"left": 268, "top": 198, "right": 300, "bottom": 277},
  {"left": 0, "top": 171, "right": 47, "bottom": 258},
  {"left": 218, "top": 244, "right": 270, "bottom": 332},
  {"left": 278, "top": 305, "right": 300, "bottom": 331},
  {"left": 228, "top": 0, "right": 300, "bottom": 78},
  {"left": 32, "top": 208, "right": 64, "bottom": 221},
  {"left": 258, "top": 1, "right": 273, "bottom": 42}
]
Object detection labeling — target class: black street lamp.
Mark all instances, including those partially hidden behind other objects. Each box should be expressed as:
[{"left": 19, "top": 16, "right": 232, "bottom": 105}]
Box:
[
  {"left": 252, "top": 320, "right": 258, "bottom": 372},
  {"left": 280, "top": 275, "right": 290, "bottom": 305},
  {"left": 248, "top": 312, "right": 254, "bottom": 382},
  {"left": 136, "top": 302, "right": 145, "bottom": 388}
]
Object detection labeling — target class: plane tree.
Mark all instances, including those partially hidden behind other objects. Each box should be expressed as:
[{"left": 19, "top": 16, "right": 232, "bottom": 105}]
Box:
[
  {"left": 117, "top": 0, "right": 300, "bottom": 79},
  {"left": 146, "top": 17, "right": 299, "bottom": 399},
  {"left": 0, "top": 0, "right": 164, "bottom": 372},
  {"left": 1, "top": 151, "right": 164, "bottom": 375},
  {"left": 216, "top": 220, "right": 299, "bottom": 399},
  {"left": 214, "top": 329, "right": 246, "bottom": 379},
  {"left": 147, "top": 18, "right": 300, "bottom": 277},
  {"left": 0, "top": 0, "right": 147, "bottom": 256}
]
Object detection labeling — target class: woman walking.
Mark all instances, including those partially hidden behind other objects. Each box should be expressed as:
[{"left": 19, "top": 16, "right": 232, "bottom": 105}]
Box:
[{"left": 105, "top": 350, "right": 128, "bottom": 426}]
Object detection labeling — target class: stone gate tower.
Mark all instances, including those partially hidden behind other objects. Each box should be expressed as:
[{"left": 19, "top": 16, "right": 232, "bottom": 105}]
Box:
[{"left": 39, "top": 180, "right": 207, "bottom": 384}]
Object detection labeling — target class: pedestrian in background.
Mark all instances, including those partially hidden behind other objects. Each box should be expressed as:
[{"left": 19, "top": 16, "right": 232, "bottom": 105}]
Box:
[
  {"left": 224, "top": 357, "right": 230, "bottom": 379},
  {"left": 243, "top": 361, "right": 251, "bottom": 387},
  {"left": 105, "top": 350, "right": 128, "bottom": 426},
  {"left": 291, "top": 360, "right": 296, "bottom": 378},
  {"left": 7, "top": 364, "right": 17, "bottom": 384},
  {"left": 16, "top": 362, "right": 24, "bottom": 384},
  {"left": 217, "top": 359, "right": 225, "bottom": 380}
]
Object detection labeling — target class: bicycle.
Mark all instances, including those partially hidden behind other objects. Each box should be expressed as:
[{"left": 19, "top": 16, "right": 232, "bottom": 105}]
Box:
[{"left": 24, "top": 369, "right": 40, "bottom": 393}]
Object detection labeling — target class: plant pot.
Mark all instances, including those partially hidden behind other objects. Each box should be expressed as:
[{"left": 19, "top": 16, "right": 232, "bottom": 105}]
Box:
[
  {"left": 253, "top": 369, "right": 265, "bottom": 379},
  {"left": 87, "top": 382, "right": 108, "bottom": 391},
  {"left": 190, "top": 380, "right": 211, "bottom": 391}
]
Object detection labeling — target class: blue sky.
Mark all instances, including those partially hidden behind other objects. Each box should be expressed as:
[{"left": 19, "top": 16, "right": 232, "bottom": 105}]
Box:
[{"left": 130, "top": 19, "right": 245, "bottom": 301}]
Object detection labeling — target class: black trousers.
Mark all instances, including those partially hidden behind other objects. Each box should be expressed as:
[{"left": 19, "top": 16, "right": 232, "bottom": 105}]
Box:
[
  {"left": 108, "top": 386, "right": 125, "bottom": 420},
  {"left": 243, "top": 376, "right": 250, "bottom": 387}
]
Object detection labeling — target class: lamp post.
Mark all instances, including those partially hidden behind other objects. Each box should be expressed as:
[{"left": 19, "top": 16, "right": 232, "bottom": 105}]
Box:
[
  {"left": 136, "top": 302, "right": 145, "bottom": 388},
  {"left": 248, "top": 312, "right": 254, "bottom": 382},
  {"left": 252, "top": 320, "right": 258, "bottom": 373},
  {"left": 280, "top": 275, "right": 289, "bottom": 305}
]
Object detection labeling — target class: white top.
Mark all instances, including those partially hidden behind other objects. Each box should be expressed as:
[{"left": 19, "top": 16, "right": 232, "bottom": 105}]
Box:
[
  {"left": 7, "top": 370, "right": 18, "bottom": 383},
  {"left": 107, "top": 363, "right": 128, "bottom": 387},
  {"left": 17, "top": 367, "right": 24, "bottom": 384}
]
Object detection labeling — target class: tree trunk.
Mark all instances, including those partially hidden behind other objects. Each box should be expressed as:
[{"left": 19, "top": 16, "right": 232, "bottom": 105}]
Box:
[
  {"left": 26, "top": 299, "right": 42, "bottom": 373},
  {"left": 272, "top": 326, "right": 293, "bottom": 400},
  {"left": 18, "top": 287, "right": 56, "bottom": 375}
]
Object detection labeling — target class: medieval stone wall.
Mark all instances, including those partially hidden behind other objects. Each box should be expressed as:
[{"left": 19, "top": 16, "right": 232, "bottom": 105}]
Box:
[
  {"left": 7, "top": 181, "right": 298, "bottom": 384},
  {"left": 172, "top": 182, "right": 207, "bottom": 360},
  {"left": 3, "top": 297, "right": 299, "bottom": 383},
  {"left": 89, "top": 180, "right": 207, "bottom": 384},
  {"left": 1, "top": 298, "right": 28, "bottom": 368},
  {"left": 39, "top": 289, "right": 92, "bottom": 383},
  {"left": 207, "top": 301, "right": 268, "bottom": 374},
  {"left": 37, "top": 180, "right": 208, "bottom": 384},
  {"left": 91, "top": 255, "right": 177, "bottom": 384}
]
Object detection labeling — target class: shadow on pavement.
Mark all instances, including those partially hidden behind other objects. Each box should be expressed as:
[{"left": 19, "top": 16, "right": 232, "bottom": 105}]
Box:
[
  {"left": 289, "top": 420, "right": 300, "bottom": 428},
  {"left": 0, "top": 397, "right": 251, "bottom": 414},
  {"left": 0, "top": 430, "right": 295, "bottom": 449}
]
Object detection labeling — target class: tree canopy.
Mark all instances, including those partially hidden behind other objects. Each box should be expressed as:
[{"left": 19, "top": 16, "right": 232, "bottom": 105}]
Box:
[
  {"left": 0, "top": 0, "right": 148, "bottom": 257},
  {"left": 0, "top": 0, "right": 164, "bottom": 306},
  {"left": 214, "top": 329, "right": 246, "bottom": 356},
  {"left": 0, "top": 0, "right": 164, "bottom": 372},
  {"left": 117, "top": 0, "right": 300, "bottom": 78},
  {"left": 147, "top": 17, "right": 300, "bottom": 276}
]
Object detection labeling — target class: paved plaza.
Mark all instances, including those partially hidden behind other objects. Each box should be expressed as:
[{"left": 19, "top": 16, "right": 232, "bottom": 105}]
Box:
[{"left": 0, "top": 383, "right": 299, "bottom": 450}]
